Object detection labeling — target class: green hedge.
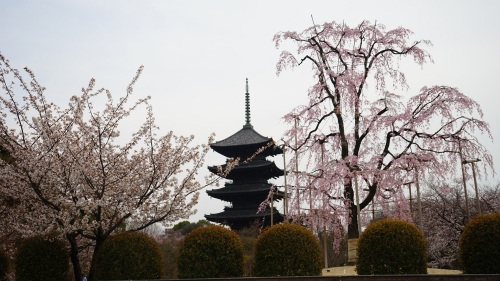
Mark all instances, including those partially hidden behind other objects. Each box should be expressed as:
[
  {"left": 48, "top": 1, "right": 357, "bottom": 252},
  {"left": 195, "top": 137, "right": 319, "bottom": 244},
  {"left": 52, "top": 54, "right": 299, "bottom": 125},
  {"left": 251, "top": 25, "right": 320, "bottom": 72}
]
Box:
[
  {"left": 253, "top": 223, "right": 322, "bottom": 276},
  {"left": 459, "top": 213, "right": 500, "bottom": 274},
  {"left": 15, "top": 236, "right": 70, "bottom": 281},
  {"left": 178, "top": 225, "right": 243, "bottom": 278},
  {"left": 93, "top": 231, "right": 163, "bottom": 280},
  {"left": 356, "top": 219, "right": 427, "bottom": 274}
]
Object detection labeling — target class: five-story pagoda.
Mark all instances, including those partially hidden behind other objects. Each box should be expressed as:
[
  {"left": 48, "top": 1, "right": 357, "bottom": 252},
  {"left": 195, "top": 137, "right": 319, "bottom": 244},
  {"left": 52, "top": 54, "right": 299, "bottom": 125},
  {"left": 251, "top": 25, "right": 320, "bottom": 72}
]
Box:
[{"left": 205, "top": 79, "right": 284, "bottom": 230}]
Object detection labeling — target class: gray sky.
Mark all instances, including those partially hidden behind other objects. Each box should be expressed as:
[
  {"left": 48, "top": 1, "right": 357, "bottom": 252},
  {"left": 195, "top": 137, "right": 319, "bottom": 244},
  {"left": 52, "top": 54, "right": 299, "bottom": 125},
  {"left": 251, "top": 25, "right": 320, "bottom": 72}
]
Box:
[{"left": 2, "top": 0, "right": 499, "bottom": 223}]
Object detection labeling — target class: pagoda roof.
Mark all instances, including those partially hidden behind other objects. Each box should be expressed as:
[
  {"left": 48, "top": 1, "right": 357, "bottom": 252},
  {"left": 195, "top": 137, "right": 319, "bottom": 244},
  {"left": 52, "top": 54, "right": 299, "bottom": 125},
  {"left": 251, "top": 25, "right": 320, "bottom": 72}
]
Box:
[
  {"left": 212, "top": 125, "right": 270, "bottom": 147},
  {"left": 205, "top": 208, "right": 284, "bottom": 230},
  {"left": 210, "top": 126, "right": 283, "bottom": 158},
  {"left": 205, "top": 208, "right": 283, "bottom": 221},
  {"left": 207, "top": 182, "right": 285, "bottom": 201},
  {"left": 208, "top": 159, "right": 284, "bottom": 180}
]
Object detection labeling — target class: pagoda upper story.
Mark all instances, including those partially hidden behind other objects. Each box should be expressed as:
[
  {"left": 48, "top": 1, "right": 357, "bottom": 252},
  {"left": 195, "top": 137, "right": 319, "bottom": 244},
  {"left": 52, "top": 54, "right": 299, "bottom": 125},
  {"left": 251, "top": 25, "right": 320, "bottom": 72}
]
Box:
[{"left": 205, "top": 79, "right": 284, "bottom": 230}]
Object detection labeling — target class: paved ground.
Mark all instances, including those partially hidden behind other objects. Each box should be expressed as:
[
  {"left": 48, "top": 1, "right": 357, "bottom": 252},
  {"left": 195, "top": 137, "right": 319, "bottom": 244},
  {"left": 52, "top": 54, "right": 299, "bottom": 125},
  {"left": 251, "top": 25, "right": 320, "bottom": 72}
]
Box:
[{"left": 322, "top": 266, "right": 462, "bottom": 276}]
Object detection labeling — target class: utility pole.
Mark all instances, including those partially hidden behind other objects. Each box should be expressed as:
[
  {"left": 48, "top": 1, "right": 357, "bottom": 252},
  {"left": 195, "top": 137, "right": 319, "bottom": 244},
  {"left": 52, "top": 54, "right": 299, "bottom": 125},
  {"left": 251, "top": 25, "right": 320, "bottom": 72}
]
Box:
[
  {"left": 403, "top": 181, "right": 414, "bottom": 216},
  {"left": 458, "top": 140, "right": 471, "bottom": 221},
  {"left": 270, "top": 187, "right": 274, "bottom": 226},
  {"left": 415, "top": 167, "right": 423, "bottom": 230},
  {"left": 463, "top": 158, "right": 481, "bottom": 215},
  {"left": 294, "top": 118, "right": 300, "bottom": 216},
  {"left": 282, "top": 145, "right": 288, "bottom": 218}
]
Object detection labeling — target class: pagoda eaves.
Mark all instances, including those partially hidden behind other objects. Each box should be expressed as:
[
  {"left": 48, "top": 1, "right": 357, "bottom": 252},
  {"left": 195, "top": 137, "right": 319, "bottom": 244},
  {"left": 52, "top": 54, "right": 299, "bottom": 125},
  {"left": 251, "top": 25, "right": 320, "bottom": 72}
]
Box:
[
  {"left": 207, "top": 182, "right": 285, "bottom": 202},
  {"left": 210, "top": 125, "right": 283, "bottom": 158},
  {"left": 207, "top": 159, "right": 283, "bottom": 180}
]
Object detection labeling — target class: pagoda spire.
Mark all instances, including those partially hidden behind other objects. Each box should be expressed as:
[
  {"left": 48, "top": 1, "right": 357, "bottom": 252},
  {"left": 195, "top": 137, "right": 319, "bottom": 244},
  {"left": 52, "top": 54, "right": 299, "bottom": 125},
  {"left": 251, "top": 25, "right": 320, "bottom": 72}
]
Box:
[{"left": 244, "top": 78, "right": 253, "bottom": 129}]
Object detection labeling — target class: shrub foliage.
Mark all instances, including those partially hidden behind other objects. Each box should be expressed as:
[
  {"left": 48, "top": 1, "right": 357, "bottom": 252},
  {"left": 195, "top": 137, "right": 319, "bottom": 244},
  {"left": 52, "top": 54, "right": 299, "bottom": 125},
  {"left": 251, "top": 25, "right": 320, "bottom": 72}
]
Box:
[
  {"left": 93, "top": 231, "right": 163, "bottom": 280},
  {"left": 158, "top": 237, "right": 182, "bottom": 279},
  {"left": 253, "top": 223, "right": 322, "bottom": 276},
  {"left": 178, "top": 225, "right": 244, "bottom": 278},
  {"left": 356, "top": 219, "right": 427, "bottom": 275},
  {"left": 237, "top": 222, "right": 261, "bottom": 276},
  {"left": 0, "top": 250, "right": 8, "bottom": 281},
  {"left": 172, "top": 219, "right": 211, "bottom": 235},
  {"left": 459, "top": 212, "right": 500, "bottom": 274},
  {"left": 15, "top": 236, "right": 70, "bottom": 281},
  {"left": 241, "top": 236, "right": 256, "bottom": 277}
]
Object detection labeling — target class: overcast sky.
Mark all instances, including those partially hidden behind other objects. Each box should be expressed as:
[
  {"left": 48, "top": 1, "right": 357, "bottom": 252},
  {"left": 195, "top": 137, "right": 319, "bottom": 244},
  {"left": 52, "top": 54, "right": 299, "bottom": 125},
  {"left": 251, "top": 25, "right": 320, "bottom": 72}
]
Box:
[{"left": 2, "top": 0, "right": 499, "bottom": 223}]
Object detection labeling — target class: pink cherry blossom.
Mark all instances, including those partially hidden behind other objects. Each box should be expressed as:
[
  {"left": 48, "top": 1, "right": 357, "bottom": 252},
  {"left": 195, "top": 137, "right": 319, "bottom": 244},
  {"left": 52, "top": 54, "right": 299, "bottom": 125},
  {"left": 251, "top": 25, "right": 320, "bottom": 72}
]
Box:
[{"left": 0, "top": 53, "right": 213, "bottom": 281}]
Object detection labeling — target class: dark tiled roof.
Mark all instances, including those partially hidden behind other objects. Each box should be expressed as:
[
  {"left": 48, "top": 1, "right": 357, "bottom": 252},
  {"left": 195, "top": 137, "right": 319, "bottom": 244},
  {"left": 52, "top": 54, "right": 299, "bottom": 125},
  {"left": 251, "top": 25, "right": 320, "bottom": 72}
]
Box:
[
  {"left": 207, "top": 182, "right": 285, "bottom": 199},
  {"left": 208, "top": 159, "right": 280, "bottom": 171},
  {"left": 208, "top": 160, "right": 284, "bottom": 180},
  {"left": 205, "top": 208, "right": 282, "bottom": 220},
  {"left": 207, "top": 182, "right": 272, "bottom": 194},
  {"left": 205, "top": 208, "right": 285, "bottom": 230},
  {"left": 211, "top": 126, "right": 271, "bottom": 147},
  {"left": 210, "top": 126, "right": 283, "bottom": 158}
]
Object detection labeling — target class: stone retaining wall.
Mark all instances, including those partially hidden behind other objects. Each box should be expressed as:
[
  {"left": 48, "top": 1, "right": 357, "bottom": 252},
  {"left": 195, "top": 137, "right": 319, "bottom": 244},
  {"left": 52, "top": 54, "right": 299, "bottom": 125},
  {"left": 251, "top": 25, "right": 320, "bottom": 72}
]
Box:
[{"left": 104, "top": 275, "right": 499, "bottom": 281}]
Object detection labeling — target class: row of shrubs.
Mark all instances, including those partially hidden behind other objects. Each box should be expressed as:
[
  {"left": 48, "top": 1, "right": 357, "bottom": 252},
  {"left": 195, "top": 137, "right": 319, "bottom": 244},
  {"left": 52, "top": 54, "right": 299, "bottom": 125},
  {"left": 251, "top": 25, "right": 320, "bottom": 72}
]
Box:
[
  {"left": 0, "top": 223, "right": 321, "bottom": 281},
  {"left": 357, "top": 213, "right": 500, "bottom": 274},
  {"left": 2, "top": 212, "right": 498, "bottom": 280}
]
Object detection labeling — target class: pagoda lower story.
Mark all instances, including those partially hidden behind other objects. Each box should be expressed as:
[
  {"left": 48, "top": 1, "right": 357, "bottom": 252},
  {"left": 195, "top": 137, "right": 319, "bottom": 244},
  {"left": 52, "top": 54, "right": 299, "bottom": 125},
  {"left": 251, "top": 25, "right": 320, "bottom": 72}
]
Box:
[{"left": 205, "top": 181, "right": 284, "bottom": 230}]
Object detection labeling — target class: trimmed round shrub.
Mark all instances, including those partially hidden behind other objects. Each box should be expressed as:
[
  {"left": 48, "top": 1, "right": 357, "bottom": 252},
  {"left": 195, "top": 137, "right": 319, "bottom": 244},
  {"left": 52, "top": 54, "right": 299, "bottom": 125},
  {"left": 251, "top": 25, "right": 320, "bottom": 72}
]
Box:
[
  {"left": 0, "top": 250, "right": 8, "bottom": 281},
  {"left": 15, "top": 236, "right": 70, "bottom": 281},
  {"left": 253, "top": 223, "right": 322, "bottom": 276},
  {"left": 459, "top": 213, "right": 500, "bottom": 274},
  {"left": 178, "top": 225, "right": 244, "bottom": 278},
  {"left": 356, "top": 219, "right": 427, "bottom": 275},
  {"left": 93, "top": 231, "right": 163, "bottom": 280}
]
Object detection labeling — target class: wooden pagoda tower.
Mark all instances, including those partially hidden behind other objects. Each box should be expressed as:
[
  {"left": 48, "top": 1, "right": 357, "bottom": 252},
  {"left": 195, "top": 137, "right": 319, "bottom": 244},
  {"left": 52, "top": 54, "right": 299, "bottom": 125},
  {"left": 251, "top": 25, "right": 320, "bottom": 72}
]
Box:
[{"left": 205, "top": 79, "right": 284, "bottom": 230}]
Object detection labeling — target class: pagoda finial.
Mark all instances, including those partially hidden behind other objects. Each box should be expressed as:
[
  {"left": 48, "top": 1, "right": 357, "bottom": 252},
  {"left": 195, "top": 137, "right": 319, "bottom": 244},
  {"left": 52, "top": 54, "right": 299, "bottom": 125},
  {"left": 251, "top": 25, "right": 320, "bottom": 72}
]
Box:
[{"left": 244, "top": 78, "right": 252, "bottom": 128}]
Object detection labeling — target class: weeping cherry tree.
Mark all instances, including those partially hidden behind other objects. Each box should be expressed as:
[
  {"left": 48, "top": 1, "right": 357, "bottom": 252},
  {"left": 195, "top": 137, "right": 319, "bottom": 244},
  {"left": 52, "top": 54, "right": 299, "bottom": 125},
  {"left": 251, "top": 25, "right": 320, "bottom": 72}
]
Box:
[{"left": 274, "top": 20, "right": 493, "bottom": 241}]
